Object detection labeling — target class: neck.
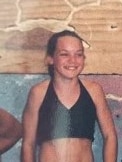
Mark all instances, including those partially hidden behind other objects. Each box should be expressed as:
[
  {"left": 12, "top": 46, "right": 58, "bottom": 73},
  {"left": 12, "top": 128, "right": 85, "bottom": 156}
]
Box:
[{"left": 52, "top": 76, "right": 80, "bottom": 90}]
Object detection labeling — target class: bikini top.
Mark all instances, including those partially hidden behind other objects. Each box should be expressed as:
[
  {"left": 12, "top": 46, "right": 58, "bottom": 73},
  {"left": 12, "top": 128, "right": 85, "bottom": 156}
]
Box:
[{"left": 36, "top": 80, "right": 97, "bottom": 145}]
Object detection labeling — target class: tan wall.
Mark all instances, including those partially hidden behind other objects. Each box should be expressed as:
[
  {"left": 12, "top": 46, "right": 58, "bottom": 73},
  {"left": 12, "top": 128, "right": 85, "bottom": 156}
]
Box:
[{"left": 0, "top": 0, "right": 122, "bottom": 74}]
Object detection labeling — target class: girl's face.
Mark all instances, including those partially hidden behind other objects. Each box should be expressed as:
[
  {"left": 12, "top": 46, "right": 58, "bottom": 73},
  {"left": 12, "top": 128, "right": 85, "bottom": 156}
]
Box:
[{"left": 48, "top": 36, "right": 85, "bottom": 80}]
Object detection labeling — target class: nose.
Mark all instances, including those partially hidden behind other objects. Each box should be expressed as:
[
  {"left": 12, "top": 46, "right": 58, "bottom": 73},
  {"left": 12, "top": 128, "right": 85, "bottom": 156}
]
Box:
[{"left": 68, "top": 55, "right": 76, "bottom": 63}]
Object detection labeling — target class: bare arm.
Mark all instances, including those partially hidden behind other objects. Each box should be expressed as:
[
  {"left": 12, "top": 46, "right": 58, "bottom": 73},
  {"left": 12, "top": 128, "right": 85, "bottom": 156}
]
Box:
[
  {"left": 92, "top": 84, "right": 118, "bottom": 162},
  {"left": 21, "top": 82, "right": 46, "bottom": 162},
  {"left": 0, "top": 108, "right": 22, "bottom": 154}
]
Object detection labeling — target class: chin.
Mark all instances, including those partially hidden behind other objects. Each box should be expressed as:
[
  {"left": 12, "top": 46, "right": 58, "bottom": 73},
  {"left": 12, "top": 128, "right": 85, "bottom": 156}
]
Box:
[{"left": 62, "top": 73, "right": 80, "bottom": 80}]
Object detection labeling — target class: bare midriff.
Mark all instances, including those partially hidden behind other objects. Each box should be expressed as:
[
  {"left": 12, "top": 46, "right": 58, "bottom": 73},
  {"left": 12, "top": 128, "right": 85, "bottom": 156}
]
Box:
[{"left": 38, "top": 138, "right": 94, "bottom": 162}]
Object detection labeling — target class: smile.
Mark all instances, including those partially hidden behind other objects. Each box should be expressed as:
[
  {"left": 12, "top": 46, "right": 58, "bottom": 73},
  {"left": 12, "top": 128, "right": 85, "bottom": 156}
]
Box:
[{"left": 65, "top": 66, "right": 78, "bottom": 70}]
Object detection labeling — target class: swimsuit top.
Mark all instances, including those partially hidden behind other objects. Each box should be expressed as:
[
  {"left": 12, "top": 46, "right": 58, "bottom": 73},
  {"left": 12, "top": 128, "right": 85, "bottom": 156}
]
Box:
[{"left": 36, "top": 80, "right": 97, "bottom": 145}]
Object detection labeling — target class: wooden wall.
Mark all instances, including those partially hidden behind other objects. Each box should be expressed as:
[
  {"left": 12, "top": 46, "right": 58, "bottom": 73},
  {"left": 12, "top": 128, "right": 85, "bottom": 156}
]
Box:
[{"left": 0, "top": 0, "right": 122, "bottom": 74}]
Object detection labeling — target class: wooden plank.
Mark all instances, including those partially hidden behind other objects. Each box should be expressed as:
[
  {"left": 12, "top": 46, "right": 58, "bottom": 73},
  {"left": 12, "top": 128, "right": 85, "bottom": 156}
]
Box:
[
  {"left": 0, "top": 1, "right": 122, "bottom": 74},
  {"left": 0, "top": 50, "right": 47, "bottom": 74}
]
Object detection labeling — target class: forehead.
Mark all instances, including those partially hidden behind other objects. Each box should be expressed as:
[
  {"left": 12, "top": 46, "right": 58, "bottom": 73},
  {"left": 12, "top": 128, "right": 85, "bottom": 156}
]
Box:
[{"left": 56, "top": 36, "right": 83, "bottom": 49}]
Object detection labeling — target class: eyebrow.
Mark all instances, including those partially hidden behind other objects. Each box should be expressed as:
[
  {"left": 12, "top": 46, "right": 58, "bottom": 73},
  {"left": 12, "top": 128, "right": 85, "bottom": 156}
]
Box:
[{"left": 56, "top": 49, "right": 84, "bottom": 52}]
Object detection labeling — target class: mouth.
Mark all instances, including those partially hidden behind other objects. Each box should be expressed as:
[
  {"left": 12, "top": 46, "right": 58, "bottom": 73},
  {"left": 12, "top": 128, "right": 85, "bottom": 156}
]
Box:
[{"left": 65, "top": 66, "right": 78, "bottom": 70}]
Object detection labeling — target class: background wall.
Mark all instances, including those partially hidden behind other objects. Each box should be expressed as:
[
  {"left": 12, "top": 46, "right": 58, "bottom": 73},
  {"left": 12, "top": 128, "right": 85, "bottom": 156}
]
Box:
[
  {"left": 0, "top": 0, "right": 122, "bottom": 162},
  {"left": 0, "top": 74, "right": 121, "bottom": 162},
  {"left": 0, "top": 0, "right": 122, "bottom": 74}
]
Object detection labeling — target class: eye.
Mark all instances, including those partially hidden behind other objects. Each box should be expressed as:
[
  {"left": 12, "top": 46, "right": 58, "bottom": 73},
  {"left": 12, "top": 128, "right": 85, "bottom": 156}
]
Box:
[
  {"left": 59, "top": 53, "right": 69, "bottom": 56},
  {"left": 76, "top": 53, "right": 84, "bottom": 57}
]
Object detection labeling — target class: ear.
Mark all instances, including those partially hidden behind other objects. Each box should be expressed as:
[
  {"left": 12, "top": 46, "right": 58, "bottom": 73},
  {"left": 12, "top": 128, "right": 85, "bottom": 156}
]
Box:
[{"left": 45, "top": 56, "right": 54, "bottom": 65}]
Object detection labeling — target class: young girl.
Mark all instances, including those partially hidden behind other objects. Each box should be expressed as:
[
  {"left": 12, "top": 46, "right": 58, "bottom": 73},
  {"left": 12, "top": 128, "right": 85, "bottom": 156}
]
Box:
[{"left": 21, "top": 30, "right": 117, "bottom": 162}]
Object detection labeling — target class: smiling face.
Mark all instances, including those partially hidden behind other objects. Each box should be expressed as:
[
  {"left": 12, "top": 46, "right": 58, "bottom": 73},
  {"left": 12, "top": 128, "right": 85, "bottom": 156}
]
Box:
[{"left": 48, "top": 36, "right": 85, "bottom": 80}]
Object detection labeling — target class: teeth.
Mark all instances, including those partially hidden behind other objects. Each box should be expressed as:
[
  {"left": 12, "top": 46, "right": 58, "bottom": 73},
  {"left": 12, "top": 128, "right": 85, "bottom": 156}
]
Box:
[{"left": 66, "top": 66, "right": 76, "bottom": 70}]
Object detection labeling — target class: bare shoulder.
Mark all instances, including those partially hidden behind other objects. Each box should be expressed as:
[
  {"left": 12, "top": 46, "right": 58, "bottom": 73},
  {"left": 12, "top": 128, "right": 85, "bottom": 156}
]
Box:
[
  {"left": 25, "top": 79, "right": 51, "bottom": 112},
  {"left": 30, "top": 79, "right": 50, "bottom": 95},
  {"left": 81, "top": 78, "right": 103, "bottom": 91},
  {"left": 79, "top": 78, "right": 105, "bottom": 101},
  {"left": 0, "top": 108, "right": 21, "bottom": 135},
  {"left": 0, "top": 108, "right": 17, "bottom": 120}
]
